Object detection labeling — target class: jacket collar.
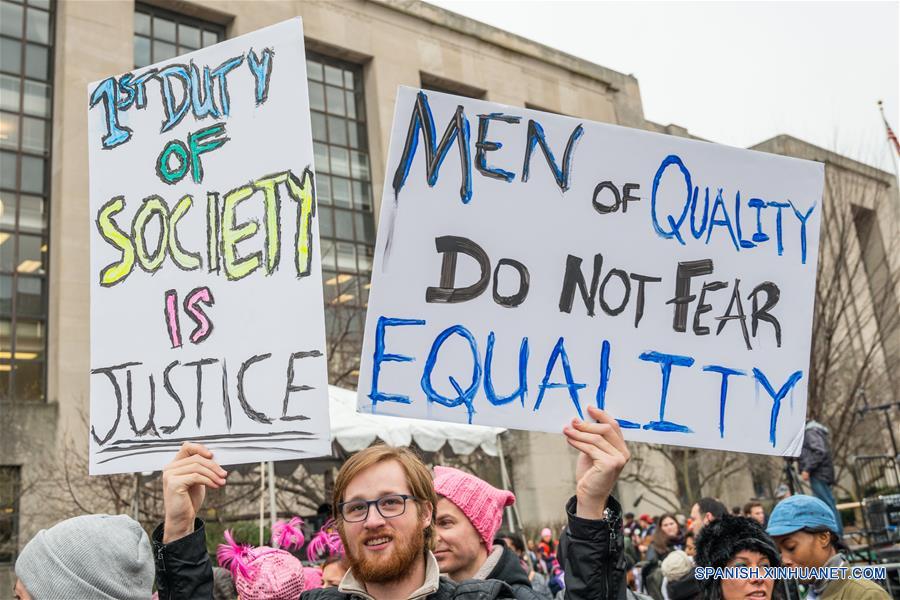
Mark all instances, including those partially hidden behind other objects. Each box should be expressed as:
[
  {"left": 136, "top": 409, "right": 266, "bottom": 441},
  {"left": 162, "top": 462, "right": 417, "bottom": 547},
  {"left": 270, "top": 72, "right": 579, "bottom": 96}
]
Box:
[
  {"left": 339, "top": 551, "right": 442, "bottom": 600},
  {"left": 473, "top": 544, "right": 505, "bottom": 580}
]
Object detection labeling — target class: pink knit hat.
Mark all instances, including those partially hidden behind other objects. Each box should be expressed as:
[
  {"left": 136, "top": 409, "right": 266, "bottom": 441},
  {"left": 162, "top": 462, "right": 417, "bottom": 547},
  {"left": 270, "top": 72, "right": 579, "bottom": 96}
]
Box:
[
  {"left": 216, "top": 531, "right": 305, "bottom": 600},
  {"left": 433, "top": 466, "right": 515, "bottom": 550}
]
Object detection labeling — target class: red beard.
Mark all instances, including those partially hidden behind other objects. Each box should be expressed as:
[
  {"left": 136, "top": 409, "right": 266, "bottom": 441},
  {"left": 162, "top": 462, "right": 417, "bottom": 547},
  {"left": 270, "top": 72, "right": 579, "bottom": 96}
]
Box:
[{"left": 345, "top": 524, "right": 424, "bottom": 584}]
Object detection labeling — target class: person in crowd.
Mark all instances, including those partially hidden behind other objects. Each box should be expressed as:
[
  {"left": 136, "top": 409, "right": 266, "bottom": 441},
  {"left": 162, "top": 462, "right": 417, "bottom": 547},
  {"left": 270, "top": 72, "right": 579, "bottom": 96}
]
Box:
[
  {"left": 212, "top": 566, "right": 238, "bottom": 600},
  {"left": 660, "top": 550, "right": 700, "bottom": 600},
  {"left": 767, "top": 495, "right": 890, "bottom": 599},
  {"left": 432, "top": 465, "right": 551, "bottom": 600},
  {"left": 151, "top": 404, "right": 631, "bottom": 599},
  {"left": 639, "top": 514, "right": 655, "bottom": 536},
  {"left": 536, "top": 527, "right": 557, "bottom": 575},
  {"left": 303, "top": 567, "right": 325, "bottom": 591},
  {"left": 683, "top": 531, "right": 696, "bottom": 558},
  {"left": 624, "top": 513, "right": 637, "bottom": 536},
  {"left": 730, "top": 506, "right": 741, "bottom": 516},
  {"left": 497, "top": 531, "right": 554, "bottom": 599},
  {"left": 643, "top": 513, "right": 685, "bottom": 598},
  {"left": 689, "top": 497, "right": 727, "bottom": 536},
  {"left": 694, "top": 513, "right": 784, "bottom": 600},
  {"left": 321, "top": 554, "right": 349, "bottom": 588},
  {"left": 798, "top": 420, "right": 842, "bottom": 536},
  {"left": 743, "top": 501, "right": 766, "bottom": 526},
  {"left": 13, "top": 513, "right": 154, "bottom": 600},
  {"left": 217, "top": 529, "right": 306, "bottom": 599},
  {"left": 646, "top": 514, "right": 683, "bottom": 562}
]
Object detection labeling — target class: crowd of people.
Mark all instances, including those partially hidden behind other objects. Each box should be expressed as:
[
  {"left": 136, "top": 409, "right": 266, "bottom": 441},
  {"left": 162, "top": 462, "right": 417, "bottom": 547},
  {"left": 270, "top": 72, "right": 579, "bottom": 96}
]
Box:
[{"left": 10, "top": 408, "right": 892, "bottom": 600}]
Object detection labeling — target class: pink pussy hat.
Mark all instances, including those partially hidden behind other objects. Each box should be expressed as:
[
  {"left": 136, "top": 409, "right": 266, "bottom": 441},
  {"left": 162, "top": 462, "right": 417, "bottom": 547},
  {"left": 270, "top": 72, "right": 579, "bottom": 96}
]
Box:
[
  {"left": 433, "top": 465, "right": 515, "bottom": 550},
  {"left": 217, "top": 530, "right": 305, "bottom": 600}
]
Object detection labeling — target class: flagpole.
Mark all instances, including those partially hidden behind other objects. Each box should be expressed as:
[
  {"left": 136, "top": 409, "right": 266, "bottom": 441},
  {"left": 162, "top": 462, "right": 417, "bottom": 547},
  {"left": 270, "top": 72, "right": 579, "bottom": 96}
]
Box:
[{"left": 877, "top": 100, "right": 900, "bottom": 204}]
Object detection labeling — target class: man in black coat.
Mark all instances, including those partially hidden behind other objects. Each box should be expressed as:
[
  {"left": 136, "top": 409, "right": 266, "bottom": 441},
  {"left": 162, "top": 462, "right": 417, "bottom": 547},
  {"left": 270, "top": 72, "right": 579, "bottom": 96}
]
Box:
[
  {"left": 152, "top": 405, "right": 630, "bottom": 600},
  {"left": 798, "top": 420, "right": 842, "bottom": 536}
]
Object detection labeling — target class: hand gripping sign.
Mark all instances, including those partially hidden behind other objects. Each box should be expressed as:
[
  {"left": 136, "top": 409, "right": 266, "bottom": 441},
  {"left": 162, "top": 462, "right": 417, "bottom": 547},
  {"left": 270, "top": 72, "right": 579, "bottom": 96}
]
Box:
[
  {"left": 87, "top": 19, "right": 330, "bottom": 474},
  {"left": 358, "top": 87, "right": 823, "bottom": 457}
]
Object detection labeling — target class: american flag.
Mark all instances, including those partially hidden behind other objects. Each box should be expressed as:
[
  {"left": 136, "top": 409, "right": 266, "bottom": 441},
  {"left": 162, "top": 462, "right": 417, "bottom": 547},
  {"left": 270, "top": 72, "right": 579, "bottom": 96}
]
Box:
[{"left": 879, "top": 100, "right": 900, "bottom": 157}]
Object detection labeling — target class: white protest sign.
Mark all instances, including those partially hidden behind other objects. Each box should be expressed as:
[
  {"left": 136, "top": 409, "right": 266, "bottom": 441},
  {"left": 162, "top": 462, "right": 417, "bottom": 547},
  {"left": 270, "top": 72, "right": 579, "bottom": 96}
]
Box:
[
  {"left": 358, "top": 87, "right": 823, "bottom": 457},
  {"left": 88, "top": 19, "right": 330, "bottom": 474}
]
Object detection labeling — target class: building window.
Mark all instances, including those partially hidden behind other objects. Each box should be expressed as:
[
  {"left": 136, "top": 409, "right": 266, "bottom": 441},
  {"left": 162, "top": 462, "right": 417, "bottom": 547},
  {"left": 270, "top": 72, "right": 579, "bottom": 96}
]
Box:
[
  {"left": 306, "top": 53, "right": 374, "bottom": 385},
  {"left": 0, "top": 466, "right": 20, "bottom": 563},
  {"left": 420, "top": 72, "right": 486, "bottom": 100},
  {"left": 133, "top": 3, "right": 224, "bottom": 68},
  {"left": 0, "top": 0, "right": 53, "bottom": 403}
]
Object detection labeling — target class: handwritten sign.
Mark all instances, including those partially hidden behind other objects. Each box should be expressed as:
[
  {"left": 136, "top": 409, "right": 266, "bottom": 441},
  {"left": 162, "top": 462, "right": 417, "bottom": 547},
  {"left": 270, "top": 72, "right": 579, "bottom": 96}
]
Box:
[
  {"left": 357, "top": 88, "right": 823, "bottom": 457},
  {"left": 88, "top": 19, "right": 330, "bottom": 474}
]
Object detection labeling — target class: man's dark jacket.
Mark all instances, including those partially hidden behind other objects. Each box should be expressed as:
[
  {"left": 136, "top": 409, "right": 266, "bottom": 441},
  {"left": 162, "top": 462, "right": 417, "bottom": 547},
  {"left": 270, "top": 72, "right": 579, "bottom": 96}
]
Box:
[
  {"left": 152, "top": 496, "right": 625, "bottom": 600},
  {"left": 486, "top": 544, "right": 548, "bottom": 600},
  {"left": 798, "top": 421, "right": 835, "bottom": 484}
]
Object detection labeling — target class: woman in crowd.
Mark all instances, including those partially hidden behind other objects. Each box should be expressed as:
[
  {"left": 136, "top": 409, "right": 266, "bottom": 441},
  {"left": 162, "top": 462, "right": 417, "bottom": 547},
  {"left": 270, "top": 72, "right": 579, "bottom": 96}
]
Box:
[
  {"left": 767, "top": 495, "right": 889, "bottom": 600},
  {"left": 647, "top": 514, "right": 683, "bottom": 562},
  {"left": 694, "top": 513, "right": 784, "bottom": 600}
]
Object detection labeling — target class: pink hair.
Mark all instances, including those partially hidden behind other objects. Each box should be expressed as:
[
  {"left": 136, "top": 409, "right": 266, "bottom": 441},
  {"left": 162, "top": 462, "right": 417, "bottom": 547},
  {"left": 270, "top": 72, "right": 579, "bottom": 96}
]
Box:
[
  {"left": 216, "top": 530, "right": 252, "bottom": 579},
  {"left": 306, "top": 518, "right": 344, "bottom": 562},
  {"left": 270, "top": 516, "right": 305, "bottom": 550}
]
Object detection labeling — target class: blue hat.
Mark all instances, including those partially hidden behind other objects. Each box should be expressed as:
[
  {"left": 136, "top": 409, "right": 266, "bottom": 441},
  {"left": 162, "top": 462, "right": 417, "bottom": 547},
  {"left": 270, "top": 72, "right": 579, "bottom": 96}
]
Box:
[{"left": 766, "top": 495, "right": 838, "bottom": 537}]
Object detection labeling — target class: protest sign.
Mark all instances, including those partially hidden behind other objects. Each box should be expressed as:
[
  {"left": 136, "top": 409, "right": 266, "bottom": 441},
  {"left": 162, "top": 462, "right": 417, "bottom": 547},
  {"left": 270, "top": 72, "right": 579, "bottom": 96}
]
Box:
[
  {"left": 88, "top": 19, "right": 330, "bottom": 474},
  {"left": 358, "top": 87, "right": 824, "bottom": 457}
]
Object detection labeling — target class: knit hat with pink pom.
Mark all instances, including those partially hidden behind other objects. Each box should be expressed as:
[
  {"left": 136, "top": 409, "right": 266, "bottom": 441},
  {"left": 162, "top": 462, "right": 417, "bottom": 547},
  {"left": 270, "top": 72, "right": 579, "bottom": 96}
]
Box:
[
  {"left": 433, "top": 465, "right": 515, "bottom": 550},
  {"left": 216, "top": 519, "right": 306, "bottom": 600}
]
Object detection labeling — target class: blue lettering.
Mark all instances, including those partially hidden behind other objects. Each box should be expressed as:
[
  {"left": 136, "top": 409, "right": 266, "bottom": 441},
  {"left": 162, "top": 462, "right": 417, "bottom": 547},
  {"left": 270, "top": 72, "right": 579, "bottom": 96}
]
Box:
[
  {"left": 475, "top": 113, "right": 520, "bottom": 182},
  {"left": 702, "top": 365, "right": 746, "bottom": 438},
  {"left": 640, "top": 350, "right": 694, "bottom": 433},
  {"left": 650, "top": 155, "right": 691, "bottom": 244},
  {"left": 521, "top": 119, "right": 583, "bottom": 192},
  {"left": 790, "top": 201, "right": 816, "bottom": 265},
  {"left": 483, "top": 331, "right": 528, "bottom": 407},
  {"left": 753, "top": 367, "right": 803, "bottom": 446},
  {"left": 705, "top": 188, "right": 740, "bottom": 251},
  {"left": 89, "top": 78, "right": 132, "bottom": 149},
  {"left": 369, "top": 316, "right": 425, "bottom": 409},
  {"left": 247, "top": 48, "right": 274, "bottom": 105},
  {"left": 534, "top": 337, "right": 586, "bottom": 419},
  {"left": 421, "top": 325, "right": 482, "bottom": 423}
]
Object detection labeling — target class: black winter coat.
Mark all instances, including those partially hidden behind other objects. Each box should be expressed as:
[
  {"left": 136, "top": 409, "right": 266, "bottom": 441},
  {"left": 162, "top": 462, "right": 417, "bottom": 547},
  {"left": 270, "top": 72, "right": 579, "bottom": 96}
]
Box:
[
  {"left": 486, "top": 545, "right": 548, "bottom": 600},
  {"left": 559, "top": 496, "right": 627, "bottom": 600},
  {"left": 798, "top": 421, "right": 835, "bottom": 485},
  {"left": 153, "top": 496, "right": 624, "bottom": 600}
]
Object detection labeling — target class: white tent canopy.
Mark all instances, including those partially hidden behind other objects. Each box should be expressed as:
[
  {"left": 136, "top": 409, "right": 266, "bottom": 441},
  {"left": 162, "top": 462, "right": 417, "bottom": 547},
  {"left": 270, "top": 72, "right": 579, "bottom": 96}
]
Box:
[{"left": 328, "top": 386, "right": 505, "bottom": 456}]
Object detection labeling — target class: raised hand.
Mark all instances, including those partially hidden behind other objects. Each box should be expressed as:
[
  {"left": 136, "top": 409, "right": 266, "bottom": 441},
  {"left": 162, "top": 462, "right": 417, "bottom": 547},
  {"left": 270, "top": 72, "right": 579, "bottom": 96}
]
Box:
[
  {"left": 563, "top": 405, "right": 631, "bottom": 519},
  {"left": 161, "top": 442, "right": 228, "bottom": 543}
]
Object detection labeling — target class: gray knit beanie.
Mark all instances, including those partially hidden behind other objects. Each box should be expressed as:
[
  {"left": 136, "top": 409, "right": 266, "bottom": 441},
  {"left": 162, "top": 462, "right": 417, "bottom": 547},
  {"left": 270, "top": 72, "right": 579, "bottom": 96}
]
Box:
[{"left": 14, "top": 514, "right": 154, "bottom": 600}]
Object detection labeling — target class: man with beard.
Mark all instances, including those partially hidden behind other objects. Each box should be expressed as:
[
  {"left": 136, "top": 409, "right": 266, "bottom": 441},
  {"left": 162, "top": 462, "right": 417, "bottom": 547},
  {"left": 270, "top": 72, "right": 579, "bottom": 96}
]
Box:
[{"left": 151, "top": 406, "right": 630, "bottom": 599}]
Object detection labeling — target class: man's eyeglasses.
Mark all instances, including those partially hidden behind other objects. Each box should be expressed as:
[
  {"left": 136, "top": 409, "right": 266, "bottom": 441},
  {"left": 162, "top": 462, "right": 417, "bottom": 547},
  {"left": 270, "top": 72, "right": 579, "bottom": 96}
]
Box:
[{"left": 338, "top": 494, "right": 418, "bottom": 523}]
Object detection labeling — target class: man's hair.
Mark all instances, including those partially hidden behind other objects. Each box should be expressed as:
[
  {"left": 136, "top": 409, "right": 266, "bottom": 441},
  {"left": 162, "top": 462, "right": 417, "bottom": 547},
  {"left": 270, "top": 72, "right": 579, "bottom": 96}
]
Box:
[
  {"left": 332, "top": 444, "right": 437, "bottom": 550},
  {"left": 743, "top": 501, "right": 763, "bottom": 515},
  {"left": 625, "top": 512, "right": 635, "bottom": 520},
  {"left": 696, "top": 497, "right": 728, "bottom": 520},
  {"left": 497, "top": 531, "right": 526, "bottom": 554}
]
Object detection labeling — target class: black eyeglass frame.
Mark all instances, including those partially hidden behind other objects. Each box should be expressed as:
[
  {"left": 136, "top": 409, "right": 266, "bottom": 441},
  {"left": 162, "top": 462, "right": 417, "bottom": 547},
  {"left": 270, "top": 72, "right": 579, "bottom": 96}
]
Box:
[{"left": 337, "top": 494, "right": 419, "bottom": 523}]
